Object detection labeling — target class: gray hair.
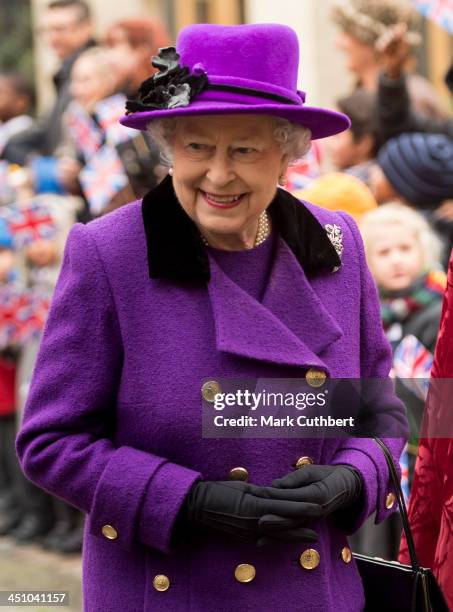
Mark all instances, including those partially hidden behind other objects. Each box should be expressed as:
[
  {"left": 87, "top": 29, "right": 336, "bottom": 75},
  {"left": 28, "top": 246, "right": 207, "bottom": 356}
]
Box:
[{"left": 146, "top": 116, "right": 312, "bottom": 166}]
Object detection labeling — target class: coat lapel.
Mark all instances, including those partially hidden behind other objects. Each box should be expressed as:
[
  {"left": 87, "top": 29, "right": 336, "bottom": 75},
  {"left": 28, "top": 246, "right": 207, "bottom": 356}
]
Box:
[
  {"left": 262, "top": 238, "right": 343, "bottom": 355},
  {"left": 207, "top": 238, "right": 343, "bottom": 371}
]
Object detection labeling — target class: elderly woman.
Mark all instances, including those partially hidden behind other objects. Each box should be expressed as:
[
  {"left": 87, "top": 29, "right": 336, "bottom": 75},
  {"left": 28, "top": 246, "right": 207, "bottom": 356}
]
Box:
[{"left": 16, "top": 23, "right": 407, "bottom": 612}]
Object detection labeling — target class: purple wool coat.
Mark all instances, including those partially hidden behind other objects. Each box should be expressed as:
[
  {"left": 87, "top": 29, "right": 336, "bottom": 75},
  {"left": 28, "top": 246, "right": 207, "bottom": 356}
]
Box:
[{"left": 16, "top": 178, "right": 407, "bottom": 612}]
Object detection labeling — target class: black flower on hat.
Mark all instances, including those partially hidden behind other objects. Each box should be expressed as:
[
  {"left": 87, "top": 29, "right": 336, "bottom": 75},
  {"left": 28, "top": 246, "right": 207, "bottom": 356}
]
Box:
[{"left": 125, "top": 47, "right": 208, "bottom": 114}]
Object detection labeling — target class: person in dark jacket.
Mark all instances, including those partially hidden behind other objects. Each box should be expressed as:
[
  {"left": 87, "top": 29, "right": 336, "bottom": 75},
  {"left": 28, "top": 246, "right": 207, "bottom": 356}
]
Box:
[
  {"left": 0, "top": 73, "right": 34, "bottom": 164},
  {"left": 5, "top": 0, "right": 96, "bottom": 165}
]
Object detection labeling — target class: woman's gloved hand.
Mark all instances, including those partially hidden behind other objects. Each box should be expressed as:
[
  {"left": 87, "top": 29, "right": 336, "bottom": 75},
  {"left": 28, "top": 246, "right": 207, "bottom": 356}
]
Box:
[
  {"left": 231, "top": 465, "right": 363, "bottom": 522},
  {"left": 182, "top": 480, "right": 319, "bottom": 546}
]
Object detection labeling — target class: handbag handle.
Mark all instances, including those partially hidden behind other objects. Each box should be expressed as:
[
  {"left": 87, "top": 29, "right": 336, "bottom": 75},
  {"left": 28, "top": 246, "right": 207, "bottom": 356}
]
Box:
[{"left": 373, "top": 437, "right": 420, "bottom": 573}]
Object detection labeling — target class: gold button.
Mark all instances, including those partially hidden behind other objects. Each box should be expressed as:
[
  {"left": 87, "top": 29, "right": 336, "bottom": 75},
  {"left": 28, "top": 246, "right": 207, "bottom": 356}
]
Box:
[
  {"left": 305, "top": 368, "right": 327, "bottom": 388},
  {"left": 386, "top": 492, "right": 396, "bottom": 509},
  {"left": 228, "top": 467, "right": 249, "bottom": 481},
  {"left": 234, "top": 563, "right": 256, "bottom": 583},
  {"left": 300, "top": 549, "right": 320, "bottom": 570},
  {"left": 201, "top": 380, "right": 222, "bottom": 402},
  {"left": 341, "top": 547, "right": 352, "bottom": 564},
  {"left": 101, "top": 524, "right": 118, "bottom": 540},
  {"left": 153, "top": 574, "right": 170, "bottom": 592},
  {"left": 295, "top": 456, "right": 314, "bottom": 469}
]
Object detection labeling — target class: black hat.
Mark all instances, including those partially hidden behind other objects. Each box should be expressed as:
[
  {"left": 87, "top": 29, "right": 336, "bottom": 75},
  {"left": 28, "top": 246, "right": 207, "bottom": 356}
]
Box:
[{"left": 378, "top": 132, "right": 453, "bottom": 207}]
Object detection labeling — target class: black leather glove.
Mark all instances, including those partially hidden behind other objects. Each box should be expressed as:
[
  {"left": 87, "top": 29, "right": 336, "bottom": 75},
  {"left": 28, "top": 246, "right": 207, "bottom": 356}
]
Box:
[
  {"left": 182, "top": 480, "right": 318, "bottom": 546},
  {"left": 232, "top": 465, "right": 363, "bottom": 522}
]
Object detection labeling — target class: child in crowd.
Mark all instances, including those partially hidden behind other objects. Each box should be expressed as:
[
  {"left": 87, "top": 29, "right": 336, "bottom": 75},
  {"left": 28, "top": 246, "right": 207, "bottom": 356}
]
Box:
[
  {"left": 370, "top": 132, "right": 453, "bottom": 209},
  {"left": 57, "top": 46, "right": 120, "bottom": 209},
  {"left": 369, "top": 132, "right": 453, "bottom": 265},
  {"left": 59, "top": 46, "right": 161, "bottom": 218},
  {"left": 0, "top": 197, "right": 81, "bottom": 550},
  {"left": 13, "top": 196, "right": 83, "bottom": 553},
  {"left": 326, "top": 89, "right": 380, "bottom": 186},
  {"left": 352, "top": 202, "right": 446, "bottom": 559}
]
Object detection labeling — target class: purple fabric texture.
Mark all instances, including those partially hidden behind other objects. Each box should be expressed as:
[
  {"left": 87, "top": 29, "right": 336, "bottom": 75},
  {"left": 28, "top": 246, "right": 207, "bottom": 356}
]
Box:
[
  {"left": 16, "top": 197, "right": 406, "bottom": 612},
  {"left": 207, "top": 232, "right": 275, "bottom": 301},
  {"left": 120, "top": 24, "right": 350, "bottom": 139}
]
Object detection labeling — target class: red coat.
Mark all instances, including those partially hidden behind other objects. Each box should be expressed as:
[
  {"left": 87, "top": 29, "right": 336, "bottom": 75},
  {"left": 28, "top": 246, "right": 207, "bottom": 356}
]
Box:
[
  {"left": 399, "top": 252, "right": 453, "bottom": 609},
  {"left": 0, "top": 356, "right": 16, "bottom": 417}
]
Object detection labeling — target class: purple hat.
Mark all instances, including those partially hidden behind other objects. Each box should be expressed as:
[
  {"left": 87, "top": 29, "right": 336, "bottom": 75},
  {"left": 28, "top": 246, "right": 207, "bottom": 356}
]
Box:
[{"left": 120, "top": 23, "right": 350, "bottom": 140}]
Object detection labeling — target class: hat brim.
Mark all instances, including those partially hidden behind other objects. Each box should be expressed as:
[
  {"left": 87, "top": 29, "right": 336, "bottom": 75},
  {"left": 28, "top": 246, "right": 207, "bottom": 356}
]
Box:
[{"left": 119, "top": 101, "right": 350, "bottom": 140}]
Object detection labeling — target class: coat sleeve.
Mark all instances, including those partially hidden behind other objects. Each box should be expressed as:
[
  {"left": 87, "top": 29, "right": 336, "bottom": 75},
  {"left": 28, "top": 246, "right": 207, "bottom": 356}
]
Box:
[
  {"left": 330, "top": 212, "right": 408, "bottom": 533},
  {"left": 377, "top": 72, "right": 453, "bottom": 144},
  {"left": 15, "top": 223, "right": 202, "bottom": 554}
]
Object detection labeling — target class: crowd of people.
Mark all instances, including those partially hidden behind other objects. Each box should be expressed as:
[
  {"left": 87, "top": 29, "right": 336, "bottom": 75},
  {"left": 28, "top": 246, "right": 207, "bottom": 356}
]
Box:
[
  {"left": 0, "top": 0, "right": 171, "bottom": 555},
  {"left": 0, "top": 0, "right": 452, "bottom": 605}
]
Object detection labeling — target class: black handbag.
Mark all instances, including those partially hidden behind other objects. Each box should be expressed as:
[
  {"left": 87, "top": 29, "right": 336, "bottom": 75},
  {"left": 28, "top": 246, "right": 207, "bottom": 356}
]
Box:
[{"left": 353, "top": 438, "right": 450, "bottom": 612}]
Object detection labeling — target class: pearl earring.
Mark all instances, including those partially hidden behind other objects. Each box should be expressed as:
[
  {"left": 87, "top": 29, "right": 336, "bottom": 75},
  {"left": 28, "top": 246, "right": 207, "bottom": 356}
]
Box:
[
  {"left": 168, "top": 167, "right": 173, "bottom": 176},
  {"left": 278, "top": 175, "right": 287, "bottom": 187}
]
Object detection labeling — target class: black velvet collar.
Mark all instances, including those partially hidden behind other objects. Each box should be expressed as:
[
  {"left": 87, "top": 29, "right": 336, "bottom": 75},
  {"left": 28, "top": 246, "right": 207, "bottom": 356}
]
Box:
[{"left": 141, "top": 175, "right": 341, "bottom": 284}]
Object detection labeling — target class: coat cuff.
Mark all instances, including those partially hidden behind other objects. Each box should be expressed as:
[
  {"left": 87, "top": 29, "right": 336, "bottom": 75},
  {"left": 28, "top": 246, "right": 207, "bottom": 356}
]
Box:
[
  {"left": 87, "top": 445, "right": 200, "bottom": 554},
  {"left": 137, "top": 461, "right": 202, "bottom": 554},
  {"left": 331, "top": 439, "right": 402, "bottom": 533}
]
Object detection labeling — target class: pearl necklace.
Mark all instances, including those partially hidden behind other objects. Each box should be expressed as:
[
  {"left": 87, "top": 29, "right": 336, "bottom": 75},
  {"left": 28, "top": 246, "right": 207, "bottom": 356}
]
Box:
[{"left": 200, "top": 210, "right": 270, "bottom": 248}]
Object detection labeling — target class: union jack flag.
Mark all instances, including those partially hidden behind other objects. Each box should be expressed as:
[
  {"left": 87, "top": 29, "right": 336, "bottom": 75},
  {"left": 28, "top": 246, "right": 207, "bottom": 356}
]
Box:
[
  {"left": 0, "top": 285, "right": 49, "bottom": 350},
  {"left": 0, "top": 285, "right": 21, "bottom": 349},
  {"left": 393, "top": 334, "right": 433, "bottom": 401},
  {"left": 65, "top": 101, "right": 104, "bottom": 160},
  {"left": 0, "top": 200, "right": 56, "bottom": 249},
  {"left": 285, "top": 142, "right": 322, "bottom": 191},
  {"left": 79, "top": 144, "right": 129, "bottom": 215},
  {"left": 413, "top": 0, "right": 453, "bottom": 34},
  {"left": 16, "top": 288, "right": 49, "bottom": 344},
  {"left": 95, "top": 94, "right": 136, "bottom": 146},
  {"left": 400, "top": 447, "right": 410, "bottom": 502}
]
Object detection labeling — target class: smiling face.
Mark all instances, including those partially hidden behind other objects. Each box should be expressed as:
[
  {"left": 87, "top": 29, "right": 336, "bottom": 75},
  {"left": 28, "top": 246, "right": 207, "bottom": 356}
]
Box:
[
  {"left": 367, "top": 222, "right": 423, "bottom": 291},
  {"left": 171, "top": 114, "right": 289, "bottom": 250}
]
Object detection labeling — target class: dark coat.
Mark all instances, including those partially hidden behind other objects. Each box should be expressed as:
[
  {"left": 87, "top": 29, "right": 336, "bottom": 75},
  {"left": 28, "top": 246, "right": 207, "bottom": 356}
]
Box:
[{"left": 4, "top": 39, "right": 96, "bottom": 163}]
